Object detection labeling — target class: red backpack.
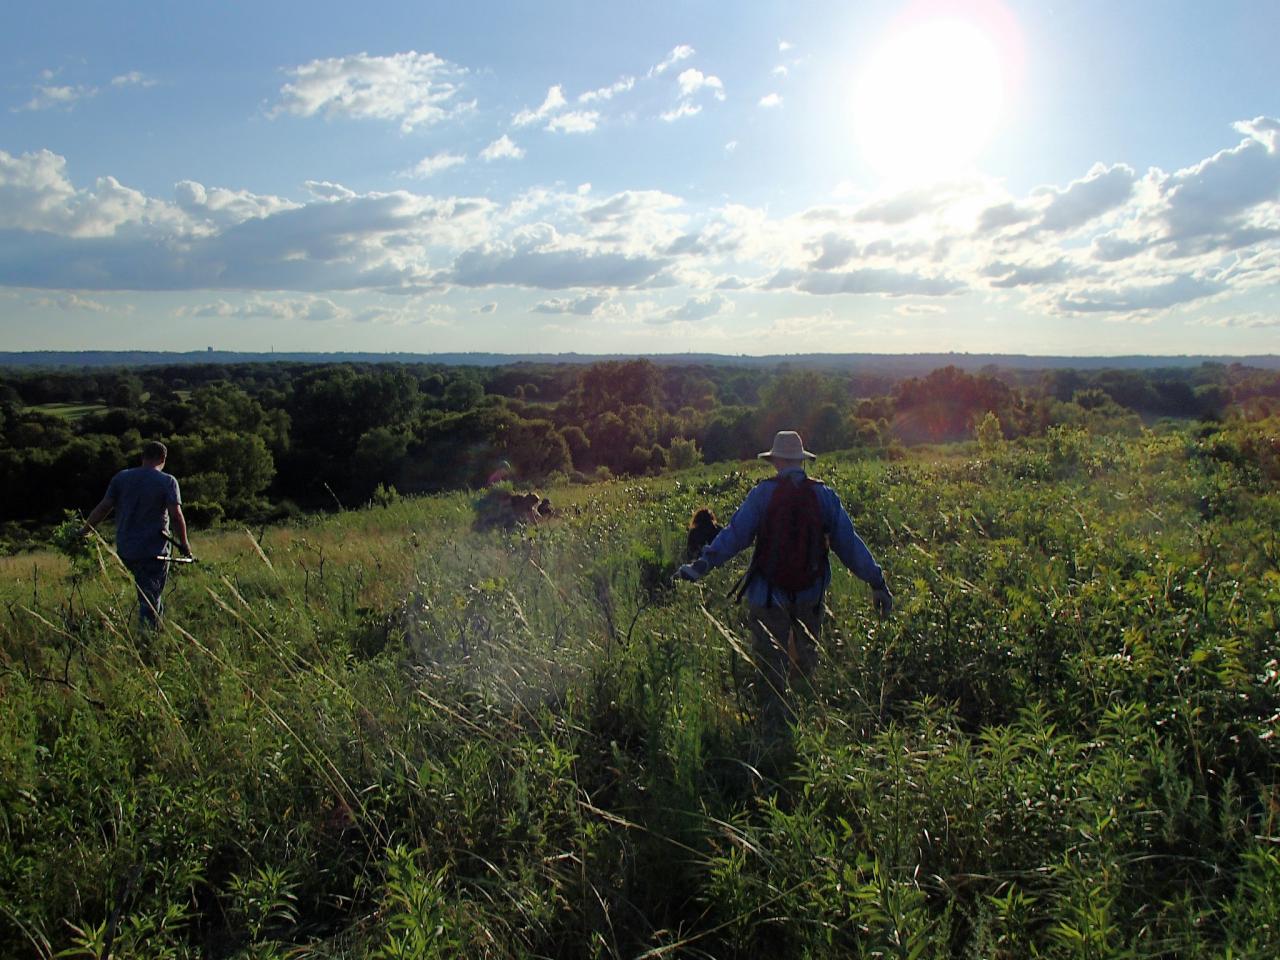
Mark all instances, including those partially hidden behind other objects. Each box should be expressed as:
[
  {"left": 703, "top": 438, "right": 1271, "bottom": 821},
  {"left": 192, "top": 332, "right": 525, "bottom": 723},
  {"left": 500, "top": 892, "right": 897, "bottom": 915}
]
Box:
[{"left": 748, "top": 475, "right": 829, "bottom": 598}]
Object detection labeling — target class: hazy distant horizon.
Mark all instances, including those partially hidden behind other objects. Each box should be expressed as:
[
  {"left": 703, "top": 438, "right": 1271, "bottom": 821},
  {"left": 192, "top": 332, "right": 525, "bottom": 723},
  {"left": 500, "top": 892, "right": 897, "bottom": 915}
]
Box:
[
  {"left": 4, "top": 348, "right": 1279, "bottom": 373},
  {"left": 2, "top": 2, "right": 1278, "bottom": 355}
]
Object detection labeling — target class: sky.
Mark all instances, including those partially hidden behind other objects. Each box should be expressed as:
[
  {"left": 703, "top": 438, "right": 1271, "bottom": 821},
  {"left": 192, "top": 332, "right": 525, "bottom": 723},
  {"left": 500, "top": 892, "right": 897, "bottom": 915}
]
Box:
[{"left": 1, "top": 0, "right": 1278, "bottom": 357}]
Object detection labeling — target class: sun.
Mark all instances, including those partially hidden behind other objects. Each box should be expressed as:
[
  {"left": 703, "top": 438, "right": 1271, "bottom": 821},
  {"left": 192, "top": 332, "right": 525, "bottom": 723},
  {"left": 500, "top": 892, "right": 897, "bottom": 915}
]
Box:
[{"left": 852, "top": 15, "right": 1011, "bottom": 184}]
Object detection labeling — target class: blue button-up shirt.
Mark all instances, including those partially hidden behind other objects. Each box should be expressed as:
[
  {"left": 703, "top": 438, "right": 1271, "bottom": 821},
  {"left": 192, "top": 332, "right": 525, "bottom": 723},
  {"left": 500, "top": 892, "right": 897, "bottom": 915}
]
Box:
[{"left": 699, "top": 468, "right": 885, "bottom": 607}]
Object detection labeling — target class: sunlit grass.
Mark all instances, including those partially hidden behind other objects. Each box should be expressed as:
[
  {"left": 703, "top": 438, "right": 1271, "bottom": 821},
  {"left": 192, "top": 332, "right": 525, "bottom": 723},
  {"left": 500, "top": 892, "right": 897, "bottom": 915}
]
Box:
[{"left": 2, "top": 429, "right": 1278, "bottom": 958}]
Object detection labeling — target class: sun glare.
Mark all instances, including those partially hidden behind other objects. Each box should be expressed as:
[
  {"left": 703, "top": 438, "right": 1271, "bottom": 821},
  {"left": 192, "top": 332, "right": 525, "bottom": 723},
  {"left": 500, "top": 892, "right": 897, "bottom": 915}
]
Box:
[{"left": 852, "top": 16, "right": 1009, "bottom": 184}]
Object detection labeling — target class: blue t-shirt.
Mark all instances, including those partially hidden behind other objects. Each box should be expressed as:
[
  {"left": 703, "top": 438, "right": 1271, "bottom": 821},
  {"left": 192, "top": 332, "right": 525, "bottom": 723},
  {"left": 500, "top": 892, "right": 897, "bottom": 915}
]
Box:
[{"left": 104, "top": 467, "right": 181, "bottom": 560}]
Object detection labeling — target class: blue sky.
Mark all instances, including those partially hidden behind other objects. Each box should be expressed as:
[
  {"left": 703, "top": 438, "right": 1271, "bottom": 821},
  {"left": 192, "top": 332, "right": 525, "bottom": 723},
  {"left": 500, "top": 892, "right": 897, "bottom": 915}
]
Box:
[{"left": 2, "top": 0, "right": 1278, "bottom": 355}]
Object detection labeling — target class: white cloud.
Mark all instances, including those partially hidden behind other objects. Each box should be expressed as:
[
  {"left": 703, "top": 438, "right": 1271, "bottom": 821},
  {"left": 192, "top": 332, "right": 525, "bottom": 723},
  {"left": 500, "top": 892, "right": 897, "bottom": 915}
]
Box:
[
  {"left": 1192, "top": 311, "right": 1279, "bottom": 328},
  {"left": 648, "top": 292, "right": 731, "bottom": 324},
  {"left": 771, "top": 65, "right": 789, "bottom": 79},
  {"left": 272, "top": 51, "right": 469, "bottom": 132},
  {"left": 18, "top": 84, "right": 98, "bottom": 112},
  {"left": 402, "top": 152, "right": 467, "bottom": 179},
  {"left": 983, "top": 258, "right": 1074, "bottom": 288},
  {"left": 449, "top": 242, "right": 671, "bottom": 290},
  {"left": 894, "top": 303, "right": 946, "bottom": 317},
  {"left": 111, "top": 71, "right": 157, "bottom": 88},
  {"left": 0, "top": 149, "right": 184, "bottom": 237},
  {"left": 28, "top": 291, "right": 117, "bottom": 313},
  {"left": 758, "top": 92, "right": 783, "bottom": 109},
  {"left": 1157, "top": 119, "right": 1280, "bottom": 254},
  {"left": 1033, "top": 163, "right": 1137, "bottom": 233},
  {"left": 546, "top": 110, "right": 600, "bottom": 133},
  {"left": 778, "top": 40, "right": 794, "bottom": 52},
  {"left": 767, "top": 267, "right": 965, "bottom": 297},
  {"left": 175, "top": 180, "right": 299, "bottom": 227},
  {"left": 724, "top": 140, "right": 738, "bottom": 154},
  {"left": 513, "top": 84, "right": 567, "bottom": 127},
  {"left": 304, "top": 181, "right": 357, "bottom": 201},
  {"left": 660, "top": 102, "right": 701, "bottom": 123},
  {"left": 480, "top": 135, "right": 524, "bottom": 161},
  {"left": 532, "top": 293, "right": 610, "bottom": 315},
  {"left": 1056, "top": 275, "right": 1225, "bottom": 314},
  {"left": 176, "top": 296, "right": 350, "bottom": 323},
  {"left": 651, "top": 45, "right": 695, "bottom": 76},
  {"left": 578, "top": 76, "right": 635, "bottom": 103},
  {"left": 677, "top": 68, "right": 724, "bottom": 101}
]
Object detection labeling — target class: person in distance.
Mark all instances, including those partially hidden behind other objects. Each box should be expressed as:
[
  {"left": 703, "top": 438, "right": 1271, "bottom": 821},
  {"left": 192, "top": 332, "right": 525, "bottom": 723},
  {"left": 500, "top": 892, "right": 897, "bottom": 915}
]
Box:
[
  {"left": 82, "top": 440, "right": 193, "bottom": 629},
  {"left": 678, "top": 430, "right": 891, "bottom": 729}
]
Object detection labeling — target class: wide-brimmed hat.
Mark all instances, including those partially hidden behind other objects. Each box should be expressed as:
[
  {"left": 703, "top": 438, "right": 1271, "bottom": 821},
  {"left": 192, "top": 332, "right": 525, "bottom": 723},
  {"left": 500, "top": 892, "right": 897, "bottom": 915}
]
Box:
[{"left": 758, "top": 430, "right": 817, "bottom": 461}]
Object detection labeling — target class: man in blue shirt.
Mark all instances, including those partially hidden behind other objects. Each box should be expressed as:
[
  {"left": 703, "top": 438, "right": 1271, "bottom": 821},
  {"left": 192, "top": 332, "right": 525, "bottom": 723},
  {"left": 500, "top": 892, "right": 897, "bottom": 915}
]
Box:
[
  {"left": 82, "top": 440, "right": 193, "bottom": 628},
  {"left": 678, "top": 430, "right": 891, "bottom": 728}
]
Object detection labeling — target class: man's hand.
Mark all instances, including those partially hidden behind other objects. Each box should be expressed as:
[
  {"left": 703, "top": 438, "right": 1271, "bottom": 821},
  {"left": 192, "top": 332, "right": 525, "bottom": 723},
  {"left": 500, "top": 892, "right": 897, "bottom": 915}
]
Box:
[
  {"left": 872, "top": 586, "right": 894, "bottom": 619},
  {"left": 676, "top": 559, "right": 709, "bottom": 582}
]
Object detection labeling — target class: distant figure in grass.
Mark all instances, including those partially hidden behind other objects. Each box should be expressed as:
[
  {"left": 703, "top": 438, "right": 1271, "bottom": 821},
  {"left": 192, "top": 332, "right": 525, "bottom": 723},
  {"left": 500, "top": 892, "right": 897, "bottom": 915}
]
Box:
[
  {"left": 678, "top": 430, "right": 892, "bottom": 730},
  {"left": 685, "top": 507, "right": 722, "bottom": 561},
  {"left": 82, "top": 440, "right": 193, "bottom": 629}
]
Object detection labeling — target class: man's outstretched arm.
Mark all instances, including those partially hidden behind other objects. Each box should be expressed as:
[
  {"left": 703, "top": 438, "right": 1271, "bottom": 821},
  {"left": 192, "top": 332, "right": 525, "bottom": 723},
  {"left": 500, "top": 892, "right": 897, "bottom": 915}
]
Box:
[
  {"left": 168, "top": 502, "right": 192, "bottom": 556},
  {"left": 81, "top": 497, "right": 114, "bottom": 535}
]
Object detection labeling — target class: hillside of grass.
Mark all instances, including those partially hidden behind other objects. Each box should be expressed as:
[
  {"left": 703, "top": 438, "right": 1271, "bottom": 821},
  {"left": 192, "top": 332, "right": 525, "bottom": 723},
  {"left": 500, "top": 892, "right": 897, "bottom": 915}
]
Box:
[{"left": 2, "top": 425, "right": 1279, "bottom": 958}]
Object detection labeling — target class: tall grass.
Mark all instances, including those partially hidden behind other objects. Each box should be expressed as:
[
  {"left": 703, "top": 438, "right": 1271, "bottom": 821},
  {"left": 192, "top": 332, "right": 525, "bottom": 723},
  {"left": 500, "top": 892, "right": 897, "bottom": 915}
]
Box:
[{"left": 2, "top": 428, "right": 1278, "bottom": 957}]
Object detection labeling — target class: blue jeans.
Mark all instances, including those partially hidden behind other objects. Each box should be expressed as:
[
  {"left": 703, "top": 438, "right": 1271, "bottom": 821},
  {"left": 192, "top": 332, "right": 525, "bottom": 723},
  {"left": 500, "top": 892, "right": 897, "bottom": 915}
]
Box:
[{"left": 123, "top": 557, "right": 169, "bottom": 628}]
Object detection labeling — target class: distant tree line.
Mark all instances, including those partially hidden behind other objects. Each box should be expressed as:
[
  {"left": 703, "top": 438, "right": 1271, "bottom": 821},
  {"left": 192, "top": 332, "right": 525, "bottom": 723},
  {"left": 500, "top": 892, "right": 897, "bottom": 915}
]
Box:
[{"left": 1, "top": 358, "right": 1276, "bottom": 545}]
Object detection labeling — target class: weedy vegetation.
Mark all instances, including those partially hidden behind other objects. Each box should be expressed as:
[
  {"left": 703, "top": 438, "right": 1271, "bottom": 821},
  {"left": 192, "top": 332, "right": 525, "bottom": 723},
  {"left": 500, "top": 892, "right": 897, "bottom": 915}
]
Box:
[{"left": 2, "top": 422, "right": 1279, "bottom": 958}]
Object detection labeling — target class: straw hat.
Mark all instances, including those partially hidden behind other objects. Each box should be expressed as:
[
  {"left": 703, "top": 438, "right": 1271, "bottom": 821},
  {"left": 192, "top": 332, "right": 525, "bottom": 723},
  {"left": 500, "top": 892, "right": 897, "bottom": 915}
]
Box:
[{"left": 758, "top": 430, "right": 817, "bottom": 461}]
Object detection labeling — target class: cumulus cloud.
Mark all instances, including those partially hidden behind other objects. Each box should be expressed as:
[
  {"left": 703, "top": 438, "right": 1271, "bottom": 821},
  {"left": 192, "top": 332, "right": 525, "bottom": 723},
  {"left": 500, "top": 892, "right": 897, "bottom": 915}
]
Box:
[
  {"left": 111, "top": 71, "right": 157, "bottom": 88},
  {"left": 175, "top": 296, "right": 349, "bottom": 323},
  {"left": 401, "top": 152, "right": 466, "bottom": 179},
  {"left": 18, "top": 83, "right": 98, "bottom": 112},
  {"left": 1192, "top": 311, "right": 1280, "bottom": 328},
  {"left": 1090, "top": 233, "right": 1148, "bottom": 262},
  {"left": 1158, "top": 119, "right": 1280, "bottom": 255},
  {"left": 983, "top": 258, "right": 1074, "bottom": 288},
  {"left": 0, "top": 149, "right": 183, "bottom": 238},
  {"left": 660, "top": 102, "right": 701, "bottom": 122},
  {"left": 0, "top": 162, "right": 494, "bottom": 294},
  {"left": 894, "top": 303, "right": 946, "bottom": 317},
  {"left": 28, "top": 291, "right": 116, "bottom": 313},
  {"left": 532, "top": 293, "right": 610, "bottom": 315},
  {"left": 578, "top": 76, "right": 635, "bottom": 103},
  {"left": 1033, "top": 163, "right": 1137, "bottom": 233},
  {"left": 758, "top": 93, "right": 783, "bottom": 109},
  {"left": 449, "top": 242, "right": 670, "bottom": 290},
  {"left": 677, "top": 68, "right": 724, "bottom": 101},
  {"left": 1056, "top": 275, "right": 1225, "bottom": 314},
  {"left": 480, "top": 135, "right": 524, "bottom": 161},
  {"left": 660, "top": 61, "right": 725, "bottom": 122},
  {"left": 766, "top": 267, "right": 964, "bottom": 297},
  {"left": 175, "top": 180, "right": 299, "bottom": 227},
  {"left": 976, "top": 202, "right": 1034, "bottom": 234},
  {"left": 855, "top": 183, "right": 976, "bottom": 225},
  {"left": 651, "top": 45, "right": 695, "bottom": 76},
  {"left": 546, "top": 110, "right": 600, "bottom": 133},
  {"left": 272, "top": 51, "right": 469, "bottom": 132},
  {"left": 513, "top": 85, "right": 567, "bottom": 126},
  {"left": 648, "top": 292, "right": 731, "bottom": 324}
]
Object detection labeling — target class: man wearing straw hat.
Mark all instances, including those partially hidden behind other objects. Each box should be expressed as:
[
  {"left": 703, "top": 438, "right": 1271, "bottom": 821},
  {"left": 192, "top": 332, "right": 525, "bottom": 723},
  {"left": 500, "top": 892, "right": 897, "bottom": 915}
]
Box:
[{"left": 678, "top": 430, "right": 891, "bottom": 729}]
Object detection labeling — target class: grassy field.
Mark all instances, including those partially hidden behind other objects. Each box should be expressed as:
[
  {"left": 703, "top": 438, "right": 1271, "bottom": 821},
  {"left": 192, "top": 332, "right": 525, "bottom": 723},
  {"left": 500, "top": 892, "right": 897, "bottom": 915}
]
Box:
[
  {"left": 26, "top": 402, "right": 110, "bottom": 421},
  {"left": 2, "top": 426, "right": 1279, "bottom": 958}
]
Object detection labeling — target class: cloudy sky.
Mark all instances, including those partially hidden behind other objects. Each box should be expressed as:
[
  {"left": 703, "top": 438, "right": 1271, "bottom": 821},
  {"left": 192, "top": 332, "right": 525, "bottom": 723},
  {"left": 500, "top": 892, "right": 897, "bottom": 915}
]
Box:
[{"left": 2, "top": 0, "right": 1278, "bottom": 355}]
